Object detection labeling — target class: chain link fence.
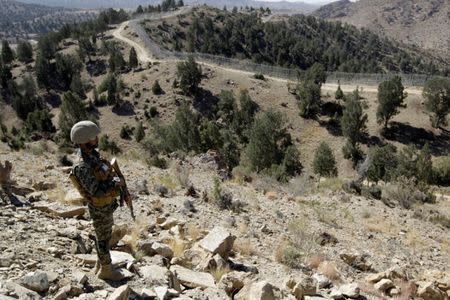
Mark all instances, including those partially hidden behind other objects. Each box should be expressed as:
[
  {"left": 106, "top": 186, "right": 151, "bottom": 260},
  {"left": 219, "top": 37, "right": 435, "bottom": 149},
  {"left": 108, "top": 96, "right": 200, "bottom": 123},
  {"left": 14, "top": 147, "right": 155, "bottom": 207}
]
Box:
[{"left": 130, "top": 13, "right": 441, "bottom": 87}]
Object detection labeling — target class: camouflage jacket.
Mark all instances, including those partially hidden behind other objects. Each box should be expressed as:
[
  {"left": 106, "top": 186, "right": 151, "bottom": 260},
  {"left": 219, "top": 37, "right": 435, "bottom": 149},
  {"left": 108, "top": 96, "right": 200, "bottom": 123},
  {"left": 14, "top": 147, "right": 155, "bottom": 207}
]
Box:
[{"left": 73, "top": 149, "right": 119, "bottom": 198}]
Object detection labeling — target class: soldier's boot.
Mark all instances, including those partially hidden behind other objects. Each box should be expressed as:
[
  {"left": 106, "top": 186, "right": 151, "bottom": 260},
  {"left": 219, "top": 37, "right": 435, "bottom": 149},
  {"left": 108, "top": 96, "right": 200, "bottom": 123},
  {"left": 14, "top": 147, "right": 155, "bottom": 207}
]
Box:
[{"left": 97, "top": 264, "right": 126, "bottom": 281}]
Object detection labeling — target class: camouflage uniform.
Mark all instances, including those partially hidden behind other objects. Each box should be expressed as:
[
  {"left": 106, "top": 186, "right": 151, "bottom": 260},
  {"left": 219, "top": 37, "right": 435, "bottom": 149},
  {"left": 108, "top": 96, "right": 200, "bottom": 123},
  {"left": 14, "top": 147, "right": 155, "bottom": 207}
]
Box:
[{"left": 73, "top": 149, "right": 120, "bottom": 266}]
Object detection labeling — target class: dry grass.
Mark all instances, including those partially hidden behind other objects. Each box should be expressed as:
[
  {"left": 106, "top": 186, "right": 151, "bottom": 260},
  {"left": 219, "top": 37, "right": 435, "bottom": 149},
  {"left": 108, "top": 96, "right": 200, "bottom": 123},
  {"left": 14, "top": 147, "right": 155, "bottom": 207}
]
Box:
[
  {"left": 171, "top": 162, "right": 191, "bottom": 188},
  {"left": 316, "top": 178, "right": 345, "bottom": 193},
  {"left": 365, "top": 218, "right": 397, "bottom": 234},
  {"left": 233, "top": 238, "right": 257, "bottom": 257},
  {"left": 129, "top": 216, "right": 150, "bottom": 251},
  {"left": 237, "top": 222, "right": 249, "bottom": 236},
  {"left": 307, "top": 254, "right": 324, "bottom": 269},
  {"left": 318, "top": 261, "right": 341, "bottom": 281},
  {"left": 48, "top": 185, "right": 82, "bottom": 206},
  {"left": 274, "top": 240, "right": 292, "bottom": 264},
  {"left": 168, "top": 238, "right": 187, "bottom": 258},
  {"left": 187, "top": 223, "right": 203, "bottom": 241},
  {"left": 405, "top": 230, "right": 427, "bottom": 250},
  {"left": 359, "top": 282, "right": 387, "bottom": 299},
  {"left": 211, "top": 266, "right": 231, "bottom": 282}
]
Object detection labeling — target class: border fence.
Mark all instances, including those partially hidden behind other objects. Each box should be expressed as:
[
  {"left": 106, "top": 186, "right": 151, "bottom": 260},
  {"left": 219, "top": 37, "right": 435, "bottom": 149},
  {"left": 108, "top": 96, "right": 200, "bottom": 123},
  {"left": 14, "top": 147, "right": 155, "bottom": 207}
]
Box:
[{"left": 129, "top": 13, "right": 442, "bottom": 87}]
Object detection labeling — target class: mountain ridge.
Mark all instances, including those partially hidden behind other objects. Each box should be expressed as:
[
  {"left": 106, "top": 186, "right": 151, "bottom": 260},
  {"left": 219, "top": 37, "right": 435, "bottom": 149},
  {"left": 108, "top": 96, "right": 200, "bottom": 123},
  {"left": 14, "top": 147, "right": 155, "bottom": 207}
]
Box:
[{"left": 313, "top": 0, "right": 450, "bottom": 57}]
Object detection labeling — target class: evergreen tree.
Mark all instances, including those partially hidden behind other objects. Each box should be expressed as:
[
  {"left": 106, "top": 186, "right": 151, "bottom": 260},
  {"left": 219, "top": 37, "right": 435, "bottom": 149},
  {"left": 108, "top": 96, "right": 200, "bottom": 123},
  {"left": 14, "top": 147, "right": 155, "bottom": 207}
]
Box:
[
  {"left": 16, "top": 41, "right": 33, "bottom": 63},
  {"left": 376, "top": 76, "right": 407, "bottom": 130},
  {"left": 58, "top": 92, "right": 88, "bottom": 142},
  {"left": 340, "top": 91, "right": 367, "bottom": 162},
  {"left": 70, "top": 74, "right": 86, "bottom": 99},
  {"left": 1, "top": 40, "right": 14, "bottom": 65},
  {"left": 366, "top": 144, "right": 397, "bottom": 182},
  {"left": 335, "top": 83, "right": 344, "bottom": 100},
  {"left": 0, "top": 63, "right": 12, "bottom": 89},
  {"left": 55, "top": 53, "right": 82, "bottom": 89},
  {"left": 152, "top": 80, "right": 163, "bottom": 95},
  {"left": 176, "top": 56, "right": 202, "bottom": 95},
  {"left": 134, "top": 122, "right": 145, "bottom": 142},
  {"left": 129, "top": 47, "right": 138, "bottom": 69},
  {"left": 107, "top": 74, "right": 117, "bottom": 105},
  {"left": 423, "top": 78, "right": 450, "bottom": 128},
  {"left": 297, "top": 81, "right": 321, "bottom": 118},
  {"left": 313, "top": 142, "right": 337, "bottom": 177},
  {"left": 217, "top": 90, "right": 236, "bottom": 125},
  {"left": 35, "top": 53, "right": 51, "bottom": 91}
]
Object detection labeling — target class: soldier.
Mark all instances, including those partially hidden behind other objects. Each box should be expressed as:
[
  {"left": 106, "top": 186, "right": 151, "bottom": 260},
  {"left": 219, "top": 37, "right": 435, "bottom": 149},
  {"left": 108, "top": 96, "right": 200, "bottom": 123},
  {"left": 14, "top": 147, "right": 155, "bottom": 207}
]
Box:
[{"left": 69, "top": 121, "right": 129, "bottom": 281}]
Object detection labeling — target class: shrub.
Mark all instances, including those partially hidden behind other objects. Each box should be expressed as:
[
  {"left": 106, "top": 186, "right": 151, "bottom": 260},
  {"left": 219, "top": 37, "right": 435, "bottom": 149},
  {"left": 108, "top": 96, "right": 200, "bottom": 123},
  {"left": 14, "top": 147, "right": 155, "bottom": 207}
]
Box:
[
  {"left": 366, "top": 144, "right": 397, "bottom": 182},
  {"left": 176, "top": 56, "right": 202, "bottom": 95},
  {"left": 433, "top": 156, "right": 450, "bottom": 186},
  {"left": 313, "top": 142, "right": 337, "bottom": 177},
  {"left": 149, "top": 106, "right": 159, "bottom": 117},
  {"left": 25, "top": 110, "right": 56, "bottom": 134},
  {"left": 253, "top": 73, "right": 265, "bottom": 80},
  {"left": 99, "top": 134, "right": 121, "bottom": 154},
  {"left": 396, "top": 144, "right": 433, "bottom": 184},
  {"left": 120, "top": 125, "right": 133, "bottom": 139},
  {"left": 335, "top": 83, "right": 344, "bottom": 100},
  {"left": 152, "top": 80, "right": 163, "bottom": 95},
  {"left": 382, "top": 177, "right": 435, "bottom": 209},
  {"left": 212, "top": 177, "right": 232, "bottom": 210},
  {"left": 134, "top": 122, "right": 145, "bottom": 142}
]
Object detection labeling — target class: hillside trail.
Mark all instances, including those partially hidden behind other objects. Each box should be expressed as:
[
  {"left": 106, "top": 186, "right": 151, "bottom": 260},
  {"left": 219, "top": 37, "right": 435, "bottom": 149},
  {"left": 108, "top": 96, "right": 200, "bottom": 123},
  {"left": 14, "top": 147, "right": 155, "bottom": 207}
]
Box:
[{"left": 112, "top": 8, "right": 424, "bottom": 96}]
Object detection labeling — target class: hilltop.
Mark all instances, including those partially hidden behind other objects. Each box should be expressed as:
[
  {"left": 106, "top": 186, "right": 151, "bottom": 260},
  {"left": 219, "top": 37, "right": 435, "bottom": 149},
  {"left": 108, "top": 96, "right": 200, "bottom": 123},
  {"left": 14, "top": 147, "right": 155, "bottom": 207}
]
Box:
[
  {"left": 0, "top": 0, "right": 97, "bottom": 41},
  {"left": 312, "top": 0, "right": 450, "bottom": 58}
]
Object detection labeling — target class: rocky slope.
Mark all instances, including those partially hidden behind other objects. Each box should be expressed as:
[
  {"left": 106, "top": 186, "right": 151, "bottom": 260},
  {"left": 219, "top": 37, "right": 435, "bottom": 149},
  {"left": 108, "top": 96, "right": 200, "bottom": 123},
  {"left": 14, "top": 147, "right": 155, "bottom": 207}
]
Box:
[
  {"left": 313, "top": 0, "right": 450, "bottom": 57},
  {"left": 0, "top": 142, "right": 449, "bottom": 299}
]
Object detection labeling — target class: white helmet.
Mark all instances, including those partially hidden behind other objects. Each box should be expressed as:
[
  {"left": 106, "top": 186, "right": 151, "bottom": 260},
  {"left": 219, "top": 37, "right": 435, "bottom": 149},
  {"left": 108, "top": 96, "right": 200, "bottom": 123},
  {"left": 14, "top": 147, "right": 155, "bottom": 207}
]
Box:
[{"left": 70, "top": 121, "right": 100, "bottom": 144}]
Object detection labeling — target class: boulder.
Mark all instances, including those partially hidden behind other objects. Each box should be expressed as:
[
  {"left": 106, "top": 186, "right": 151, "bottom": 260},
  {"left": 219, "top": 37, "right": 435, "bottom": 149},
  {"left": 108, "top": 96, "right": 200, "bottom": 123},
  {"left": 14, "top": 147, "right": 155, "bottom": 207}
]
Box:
[
  {"left": 235, "top": 281, "right": 282, "bottom": 300},
  {"left": 21, "top": 270, "right": 49, "bottom": 292},
  {"left": 374, "top": 279, "right": 394, "bottom": 292},
  {"left": 107, "top": 285, "right": 131, "bottom": 300},
  {"left": 140, "top": 265, "right": 181, "bottom": 291},
  {"left": 417, "top": 282, "right": 446, "bottom": 300},
  {"left": 218, "top": 271, "right": 248, "bottom": 296},
  {"left": 312, "top": 273, "right": 331, "bottom": 289},
  {"left": 198, "top": 226, "right": 236, "bottom": 259},
  {"left": 154, "top": 286, "right": 180, "bottom": 299},
  {"left": 5, "top": 281, "right": 41, "bottom": 300},
  {"left": 170, "top": 265, "right": 215, "bottom": 289},
  {"left": 339, "top": 252, "right": 372, "bottom": 271},
  {"left": 151, "top": 242, "right": 174, "bottom": 259},
  {"left": 338, "top": 283, "right": 360, "bottom": 299},
  {"left": 0, "top": 253, "right": 14, "bottom": 267},
  {"left": 73, "top": 271, "right": 88, "bottom": 285}
]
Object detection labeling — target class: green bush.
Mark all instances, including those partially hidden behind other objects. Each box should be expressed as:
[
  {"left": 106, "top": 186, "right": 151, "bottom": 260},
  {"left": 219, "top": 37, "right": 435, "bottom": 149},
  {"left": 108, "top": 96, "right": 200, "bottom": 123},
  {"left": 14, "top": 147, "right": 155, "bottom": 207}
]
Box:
[
  {"left": 366, "top": 144, "right": 397, "bottom": 182},
  {"left": 335, "top": 84, "right": 344, "bottom": 100},
  {"left": 176, "top": 56, "right": 202, "bottom": 95},
  {"left": 120, "top": 125, "right": 133, "bottom": 139},
  {"left": 25, "top": 110, "right": 56, "bottom": 134},
  {"left": 58, "top": 92, "right": 88, "bottom": 143},
  {"left": 253, "top": 73, "right": 265, "bottom": 80},
  {"left": 99, "top": 134, "right": 121, "bottom": 154},
  {"left": 152, "top": 80, "right": 163, "bottom": 95},
  {"left": 134, "top": 122, "right": 145, "bottom": 142},
  {"left": 433, "top": 156, "right": 450, "bottom": 186},
  {"left": 312, "top": 142, "right": 337, "bottom": 177}
]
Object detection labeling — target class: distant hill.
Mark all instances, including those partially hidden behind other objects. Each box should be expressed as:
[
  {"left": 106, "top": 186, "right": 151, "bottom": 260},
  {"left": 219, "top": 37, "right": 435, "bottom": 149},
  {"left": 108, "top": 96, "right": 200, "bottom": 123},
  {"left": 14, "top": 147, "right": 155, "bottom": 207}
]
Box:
[
  {"left": 313, "top": 0, "right": 450, "bottom": 56},
  {"left": 0, "top": 0, "right": 96, "bottom": 40},
  {"left": 18, "top": 0, "right": 318, "bottom": 12},
  {"left": 143, "top": 6, "right": 448, "bottom": 75}
]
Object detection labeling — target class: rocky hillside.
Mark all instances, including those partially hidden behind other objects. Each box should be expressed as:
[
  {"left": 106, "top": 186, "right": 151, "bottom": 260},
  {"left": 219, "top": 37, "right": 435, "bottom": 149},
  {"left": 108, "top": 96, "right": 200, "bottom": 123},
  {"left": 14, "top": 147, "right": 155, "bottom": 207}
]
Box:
[
  {"left": 0, "top": 143, "right": 449, "bottom": 299},
  {"left": 313, "top": 0, "right": 450, "bottom": 57},
  {"left": 0, "top": 0, "right": 97, "bottom": 40}
]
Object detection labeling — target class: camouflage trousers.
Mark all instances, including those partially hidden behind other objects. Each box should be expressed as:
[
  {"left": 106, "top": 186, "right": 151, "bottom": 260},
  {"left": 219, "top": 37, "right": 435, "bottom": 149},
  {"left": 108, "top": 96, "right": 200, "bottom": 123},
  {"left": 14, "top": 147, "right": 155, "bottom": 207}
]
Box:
[{"left": 88, "top": 201, "right": 118, "bottom": 265}]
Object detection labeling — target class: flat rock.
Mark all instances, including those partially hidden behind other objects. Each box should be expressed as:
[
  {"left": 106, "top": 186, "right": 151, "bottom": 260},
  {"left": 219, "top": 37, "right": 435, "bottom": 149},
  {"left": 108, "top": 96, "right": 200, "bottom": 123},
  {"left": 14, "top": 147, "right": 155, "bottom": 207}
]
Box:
[
  {"left": 5, "top": 281, "right": 42, "bottom": 300},
  {"left": 139, "top": 265, "right": 180, "bottom": 291},
  {"left": 33, "top": 203, "right": 86, "bottom": 218},
  {"left": 151, "top": 242, "right": 174, "bottom": 259},
  {"left": 107, "top": 285, "right": 131, "bottom": 300},
  {"left": 64, "top": 189, "right": 85, "bottom": 205},
  {"left": 374, "top": 278, "right": 394, "bottom": 292},
  {"left": 154, "top": 286, "right": 180, "bottom": 299},
  {"left": 235, "top": 281, "right": 283, "bottom": 300},
  {"left": 21, "top": 270, "right": 49, "bottom": 292},
  {"left": 312, "top": 273, "right": 331, "bottom": 289},
  {"left": 417, "top": 282, "right": 446, "bottom": 300},
  {"left": 198, "top": 226, "right": 236, "bottom": 259},
  {"left": 75, "top": 251, "right": 135, "bottom": 268},
  {"left": 0, "top": 253, "right": 14, "bottom": 267},
  {"left": 170, "top": 265, "right": 215, "bottom": 289},
  {"left": 141, "top": 288, "right": 157, "bottom": 300},
  {"left": 339, "top": 283, "right": 360, "bottom": 299}
]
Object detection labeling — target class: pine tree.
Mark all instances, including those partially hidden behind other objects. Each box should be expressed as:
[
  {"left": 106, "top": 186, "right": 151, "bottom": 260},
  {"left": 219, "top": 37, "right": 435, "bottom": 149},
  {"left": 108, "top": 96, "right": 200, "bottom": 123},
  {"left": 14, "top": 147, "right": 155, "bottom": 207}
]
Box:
[
  {"left": 1, "top": 40, "right": 15, "bottom": 65},
  {"left": 107, "top": 74, "right": 117, "bottom": 105},
  {"left": 376, "top": 76, "right": 407, "bottom": 130},
  {"left": 152, "top": 80, "right": 163, "bottom": 95},
  {"left": 340, "top": 91, "right": 367, "bottom": 163},
  {"left": 423, "top": 78, "right": 450, "bottom": 128},
  {"left": 335, "top": 83, "right": 344, "bottom": 100},
  {"left": 297, "top": 81, "right": 321, "bottom": 118},
  {"left": 129, "top": 47, "right": 138, "bottom": 69},
  {"left": 35, "top": 53, "right": 51, "bottom": 91},
  {"left": 70, "top": 74, "right": 86, "bottom": 99},
  {"left": 134, "top": 122, "right": 145, "bottom": 142},
  {"left": 176, "top": 56, "right": 202, "bottom": 95},
  {"left": 313, "top": 142, "right": 337, "bottom": 177},
  {"left": 58, "top": 92, "right": 88, "bottom": 142},
  {"left": 16, "top": 41, "right": 33, "bottom": 63}
]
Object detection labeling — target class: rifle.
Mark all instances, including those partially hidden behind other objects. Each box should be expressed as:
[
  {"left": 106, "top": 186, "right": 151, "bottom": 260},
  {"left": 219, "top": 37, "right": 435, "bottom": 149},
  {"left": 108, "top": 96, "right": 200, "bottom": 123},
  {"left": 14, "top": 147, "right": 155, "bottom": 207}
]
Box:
[{"left": 110, "top": 158, "right": 136, "bottom": 221}]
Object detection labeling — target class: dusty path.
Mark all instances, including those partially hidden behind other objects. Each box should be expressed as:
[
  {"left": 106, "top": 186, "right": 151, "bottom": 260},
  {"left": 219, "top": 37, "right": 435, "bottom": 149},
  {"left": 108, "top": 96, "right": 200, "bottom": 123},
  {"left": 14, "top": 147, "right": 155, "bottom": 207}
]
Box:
[{"left": 112, "top": 11, "right": 424, "bottom": 95}]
